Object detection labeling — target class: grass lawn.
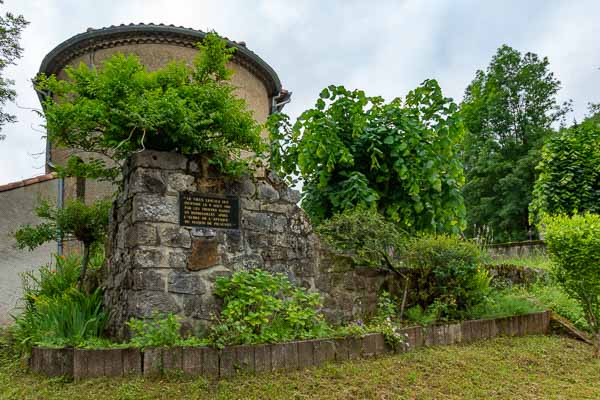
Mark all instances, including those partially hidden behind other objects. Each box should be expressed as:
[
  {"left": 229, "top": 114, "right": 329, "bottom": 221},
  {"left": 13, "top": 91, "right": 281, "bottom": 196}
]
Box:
[
  {"left": 1, "top": 335, "right": 598, "bottom": 400},
  {"left": 488, "top": 253, "right": 553, "bottom": 271}
]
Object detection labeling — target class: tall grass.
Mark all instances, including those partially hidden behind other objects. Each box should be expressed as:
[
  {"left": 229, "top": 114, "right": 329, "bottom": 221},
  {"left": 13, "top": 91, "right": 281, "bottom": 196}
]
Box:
[{"left": 11, "top": 254, "right": 107, "bottom": 352}]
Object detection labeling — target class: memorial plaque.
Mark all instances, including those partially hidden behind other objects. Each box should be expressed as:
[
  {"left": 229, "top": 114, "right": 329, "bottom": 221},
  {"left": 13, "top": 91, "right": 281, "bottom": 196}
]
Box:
[{"left": 179, "top": 192, "right": 240, "bottom": 229}]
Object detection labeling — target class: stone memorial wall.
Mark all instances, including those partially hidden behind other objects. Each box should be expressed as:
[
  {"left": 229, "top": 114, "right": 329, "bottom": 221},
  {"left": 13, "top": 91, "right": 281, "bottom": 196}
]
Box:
[{"left": 103, "top": 150, "right": 390, "bottom": 339}]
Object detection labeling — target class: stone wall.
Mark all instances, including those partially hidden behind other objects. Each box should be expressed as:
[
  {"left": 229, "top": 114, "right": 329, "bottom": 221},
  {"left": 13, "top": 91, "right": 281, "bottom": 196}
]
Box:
[
  {"left": 488, "top": 240, "right": 546, "bottom": 259},
  {"left": 104, "top": 150, "right": 390, "bottom": 339}
]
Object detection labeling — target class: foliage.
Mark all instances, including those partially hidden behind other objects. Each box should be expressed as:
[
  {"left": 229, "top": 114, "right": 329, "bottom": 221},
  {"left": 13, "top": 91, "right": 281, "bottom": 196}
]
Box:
[
  {"left": 209, "top": 270, "right": 329, "bottom": 348},
  {"left": 10, "top": 254, "right": 106, "bottom": 352},
  {"left": 36, "top": 32, "right": 263, "bottom": 178},
  {"left": 0, "top": 1, "right": 28, "bottom": 138},
  {"left": 15, "top": 198, "right": 110, "bottom": 288},
  {"left": 12, "top": 287, "right": 106, "bottom": 351},
  {"left": 404, "top": 304, "right": 439, "bottom": 326},
  {"left": 526, "top": 282, "right": 589, "bottom": 332},
  {"left": 317, "top": 207, "right": 407, "bottom": 273},
  {"left": 531, "top": 112, "right": 600, "bottom": 222},
  {"left": 461, "top": 45, "right": 570, "bottom": 242},
  {"left": 127, "top": 313, "right": 206, "bottom": 349},
  {"left": 269, "top": 80, "right": 466, "bottom": 233},
  {"left": 466, "top": 289, "right": 543, "bottom": 320},
  {"left": 543, "top": 213, "right": 600, "bottom": 355},
  {"left": 404, "top": 234, "right": 491, "bottom": 320}
]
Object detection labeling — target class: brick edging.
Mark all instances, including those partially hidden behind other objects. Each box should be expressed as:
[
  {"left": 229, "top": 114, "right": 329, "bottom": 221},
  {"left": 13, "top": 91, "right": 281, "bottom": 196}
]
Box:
[{"left": 29, "top": 311, "right": 550, "bottom": 380}]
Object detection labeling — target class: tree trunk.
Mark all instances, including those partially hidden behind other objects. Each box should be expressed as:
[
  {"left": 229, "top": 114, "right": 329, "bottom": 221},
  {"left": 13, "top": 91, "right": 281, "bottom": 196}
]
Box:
[
  {"left": 595, "top": 333, "right": 600, "bottom": 358},
  {"left": 77, "top": 244, "right": 90, "bottom": 291},
  {"left": 399, "top": 276, "right": 410, "bottom": 321}
]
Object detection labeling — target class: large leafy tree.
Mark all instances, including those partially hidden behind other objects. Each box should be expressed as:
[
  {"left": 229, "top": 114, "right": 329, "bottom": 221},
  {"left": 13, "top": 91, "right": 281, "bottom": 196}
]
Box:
[
  {"left": 0, "top": 1, "right": 28, "bottom": 138},
  {"left": 269, "top": 80, "right": 466, "bottom": 233},
  {"left": 36, "top": 32, "right": 263, "bottom": 178},
  {"left": 531, "top": 108, "right": 600, "bottom": 221},
  {"left": 461, "top": 45, "right": 569, "bottom": 242}
]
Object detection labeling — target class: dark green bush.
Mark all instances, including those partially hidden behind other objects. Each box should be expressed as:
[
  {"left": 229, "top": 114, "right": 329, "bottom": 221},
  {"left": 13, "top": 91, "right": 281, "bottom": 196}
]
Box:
[
  {"left": 209, "top": 270, "right": 329, "bottom": 348},
  {"left": 405, "top": 234, "right": 491, "bottom": 320}
]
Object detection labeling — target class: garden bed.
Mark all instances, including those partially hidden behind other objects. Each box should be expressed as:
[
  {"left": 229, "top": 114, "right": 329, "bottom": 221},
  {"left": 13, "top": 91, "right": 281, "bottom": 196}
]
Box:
[{"left": 29, "top": 311, "right": 550, "bottom": 380}]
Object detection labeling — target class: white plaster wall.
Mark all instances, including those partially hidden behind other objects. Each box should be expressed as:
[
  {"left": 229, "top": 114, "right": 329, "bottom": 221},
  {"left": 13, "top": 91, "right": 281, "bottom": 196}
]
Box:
[{"left": 0, "top": 179, "right": 58, "bottom": 324}]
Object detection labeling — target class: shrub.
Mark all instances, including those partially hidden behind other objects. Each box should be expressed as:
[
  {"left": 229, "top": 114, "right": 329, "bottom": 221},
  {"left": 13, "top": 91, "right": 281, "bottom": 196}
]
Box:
[
  {"left": 11, "top": 254, "right": 107, "bottom": 352},
  {"left": 543, "top": 213, "right": 600, "bottom": 356},
  {"left": 405, "top": 234, "right": 491, "bottom": 320},
  {"left": 127, "top": 313, "right": 205, "bottom": 349},
  {"left": 12, "top": 288, "right": 106, "bottom": 350},
  {"left": 209, "top": 270, "right": 329, "bottom": 348}
]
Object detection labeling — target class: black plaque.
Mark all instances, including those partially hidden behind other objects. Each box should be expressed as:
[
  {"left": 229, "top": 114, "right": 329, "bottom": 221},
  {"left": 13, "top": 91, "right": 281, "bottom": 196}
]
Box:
[{"left": 179, "top": 192, "right": 240, "bottom": 229}]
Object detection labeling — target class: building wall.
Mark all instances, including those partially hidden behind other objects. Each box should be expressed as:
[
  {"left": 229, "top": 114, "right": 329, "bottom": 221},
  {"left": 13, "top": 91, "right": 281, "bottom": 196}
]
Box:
[{"left": 0, "top": 178, "right": 58, "bottom": 324}]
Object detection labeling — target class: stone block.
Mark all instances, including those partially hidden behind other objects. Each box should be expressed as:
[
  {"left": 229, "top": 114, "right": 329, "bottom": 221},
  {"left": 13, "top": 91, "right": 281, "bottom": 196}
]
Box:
[
  {"left": 168, "top": 271, "right": 206, "bottom": 294},
  {"left": 130, "top": 150, "right": 188, "bottom": 171},
  {"left": 126, "top": 223, "right": 158, "bottom": 247},
  {"left": 188, "top": 238, "right": 219, "bottom": 271},
  {"left": 256, "top": 182, "right": 279, "bottom": 201},
  {"left": 128, "top": 168, "right": 167, "bottom": 195},
  {"left": 132, "top": 269, "right": 165, "bottom": 291},
  {"left": 132, "top": 248, "right": 163, "bottom": 269},
  {"left": 129, "top": 291, "right": 180, "bottom": 318},
  {"left": 132, "top": 194, "right": 178, "bottom": 223},
  {"left": 158, "top": 225, "right": 192, "bottom": 248},
  {"left": 166, "top": 172, "right": 195, "bottom": 192}
]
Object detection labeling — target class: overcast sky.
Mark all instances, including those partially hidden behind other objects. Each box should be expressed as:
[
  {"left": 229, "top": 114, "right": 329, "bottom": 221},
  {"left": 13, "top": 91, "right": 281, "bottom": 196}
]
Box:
[{"left": 0, "top": 0, "right": 598, "bottom": 185}]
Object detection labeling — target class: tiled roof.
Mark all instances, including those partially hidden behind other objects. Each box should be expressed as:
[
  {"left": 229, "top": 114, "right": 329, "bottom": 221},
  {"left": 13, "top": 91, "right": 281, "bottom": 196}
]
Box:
[{"left": 0, "top": 173, "right": 57, "bottom": 193}]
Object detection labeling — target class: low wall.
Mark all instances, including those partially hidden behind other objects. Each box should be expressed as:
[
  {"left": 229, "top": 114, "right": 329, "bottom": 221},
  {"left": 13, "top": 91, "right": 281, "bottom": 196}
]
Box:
[
  {"left": 29, "top": 311, "right": 550, "bottom": 380},
  {"left": 488, "top": 240, "right": 546, "bottom": 259}
]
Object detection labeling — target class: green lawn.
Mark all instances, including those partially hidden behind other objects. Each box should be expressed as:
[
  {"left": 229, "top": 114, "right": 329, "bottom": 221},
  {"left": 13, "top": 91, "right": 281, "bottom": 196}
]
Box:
[
  {"left": 488, "top": 252, "right": 553, "bottom": 271},
  {"left": 1, "top": 336, "right": 598, "bottom": 399}
]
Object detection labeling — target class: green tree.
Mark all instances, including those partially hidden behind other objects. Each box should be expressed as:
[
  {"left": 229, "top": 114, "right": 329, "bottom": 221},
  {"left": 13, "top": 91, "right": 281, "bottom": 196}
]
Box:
[
  {"left": 36, "top": 32, "right": 263, "bottom": 179},
  {"left": 0, "top": 1, "right": 28, "bottom": 138},
  {"left": 531, "top": 109, "right": 600, "bottom": 221},
  {"left": 461, "top": 45, "right": 569, "bottom": 242},
  {"left": 269, "top": 80, "right": 466, "bottom": 233},
  {"left": 15, "top": 199, "right": 110, "bottom": 289},
  {"left": 544, "top": 213, "right": 600, "bottom": 357}
]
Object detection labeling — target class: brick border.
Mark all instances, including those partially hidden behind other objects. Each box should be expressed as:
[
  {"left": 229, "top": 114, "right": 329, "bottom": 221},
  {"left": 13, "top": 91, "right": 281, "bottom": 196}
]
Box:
[{"left": 29, "top": 311, "right": 550, "bottom": 380}]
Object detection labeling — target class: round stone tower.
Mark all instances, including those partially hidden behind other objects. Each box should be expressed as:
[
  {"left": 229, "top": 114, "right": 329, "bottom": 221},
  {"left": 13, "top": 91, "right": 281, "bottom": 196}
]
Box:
[{"left": 38, "top": 23, "right": 291, "bottom": 206}]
